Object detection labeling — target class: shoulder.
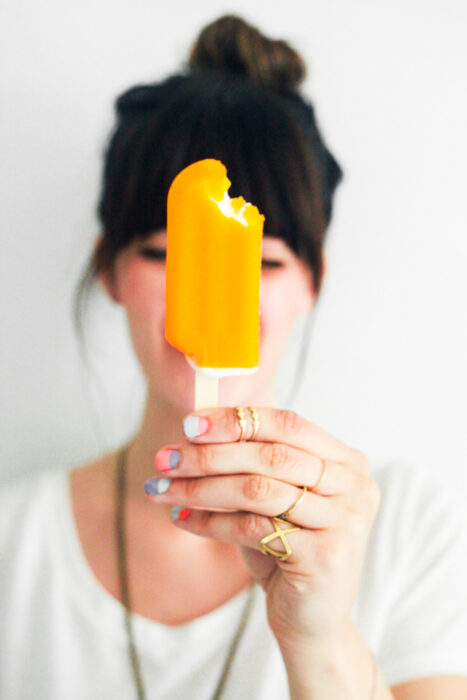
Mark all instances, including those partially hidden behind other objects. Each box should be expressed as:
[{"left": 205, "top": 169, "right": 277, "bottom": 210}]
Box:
[
  {"left": 0, "top": 469, "right": 63, "bottom": 517},
  {"left": 363, "top": 464, "right": 467, "bottom": 684},
  {"left": 371, "top": 462, "right": 466, "bottom": 541},
  {"left": 363, "top": 461, "right": 467, "bottom": 596},
  {"left": 0, "top": 451, "right": 114, "bottom": 543},
  {"left": 372, "top": 460, "right": 462, "bottom": 504},
  {"left": 0, "top": 470, "right": 66, "bottom": 547},
  {"left": 0, "top": 469, "right": 71, "bottom": 611}
]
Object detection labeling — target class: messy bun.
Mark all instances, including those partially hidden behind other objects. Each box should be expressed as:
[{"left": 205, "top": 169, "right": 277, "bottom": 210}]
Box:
[{"left": 187, "top": 14, "right": 306, "bottom": 93}]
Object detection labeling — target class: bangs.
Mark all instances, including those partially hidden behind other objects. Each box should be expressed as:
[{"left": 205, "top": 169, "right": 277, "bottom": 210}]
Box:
[{"left": 100, "top": 74, "right": 326, "bottom": 258}]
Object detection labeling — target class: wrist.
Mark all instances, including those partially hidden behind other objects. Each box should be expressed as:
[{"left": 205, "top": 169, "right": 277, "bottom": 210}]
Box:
[
  {"left": 277, "top": 619, "right": 376, "bottom": 700},
  {"left": 276, "top": 615, "right": 355, "bottom": 659}
]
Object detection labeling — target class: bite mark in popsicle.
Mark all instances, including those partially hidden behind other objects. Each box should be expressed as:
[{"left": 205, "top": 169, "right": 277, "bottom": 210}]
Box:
[{"left": 165, "top": 159, "right": 265, "bottom": 382}]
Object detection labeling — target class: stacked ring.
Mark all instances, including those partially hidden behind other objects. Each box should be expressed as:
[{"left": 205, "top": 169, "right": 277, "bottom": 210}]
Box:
[
  {"left": 235, "top": 407, "right": 248, "bottom": 441},
  {"left": 248, "top": 406, "right": 260, "bottom": 440},
  {"left": 235, "top": 406, "right": 261, "bottom": 442},
  {"left": 311, "top": 459, "right": 327, "bottom": 492},
  {"left": 279, "top": 486, "right": 307, "bottom": 521}
]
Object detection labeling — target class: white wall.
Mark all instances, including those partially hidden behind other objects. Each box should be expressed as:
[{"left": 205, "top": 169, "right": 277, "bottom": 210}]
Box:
[{"left": 1, "top": 0, "right": 466, "bottom": 495}]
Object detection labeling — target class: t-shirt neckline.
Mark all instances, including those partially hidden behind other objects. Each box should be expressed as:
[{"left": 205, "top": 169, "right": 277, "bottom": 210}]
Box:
[{"left": 55, "top": 468, "right": 255, "bottom": 655}]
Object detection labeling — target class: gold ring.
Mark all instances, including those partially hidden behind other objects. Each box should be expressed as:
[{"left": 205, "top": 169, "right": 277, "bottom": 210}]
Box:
[
  {"left": 259, "top": 517, "right": 301, "bottom": 562},
  {"left": 279, "top": 485, "right": 307, "bottom": 521},
  {"left": 235, "top": 407, "right": 247, "bottom": 441},
  {"left": 310, "top": 459, "right": 327, "bottom": 492},
  {"left": 247, "top": 406, "right": 260, "bottom": 440}
]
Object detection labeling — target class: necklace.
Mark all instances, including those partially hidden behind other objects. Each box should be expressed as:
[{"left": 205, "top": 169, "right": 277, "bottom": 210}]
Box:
[{"left": 115, "top": 443, "right": 256, "bottom": 700}]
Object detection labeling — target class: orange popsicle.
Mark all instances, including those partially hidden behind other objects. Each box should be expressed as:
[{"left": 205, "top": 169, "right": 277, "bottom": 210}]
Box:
[{"left": 165, "top": 159, "right": 264, "bottom": 378}]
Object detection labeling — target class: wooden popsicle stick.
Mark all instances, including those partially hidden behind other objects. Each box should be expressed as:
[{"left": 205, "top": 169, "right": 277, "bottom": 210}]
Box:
[{"left": 194, "top": 371, "right": 219, "bottom": 409}]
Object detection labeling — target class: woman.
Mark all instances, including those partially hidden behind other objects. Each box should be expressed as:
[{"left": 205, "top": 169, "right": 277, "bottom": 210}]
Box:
[{"left": 1, "top": 14, "right": 467, "bottom": 700}]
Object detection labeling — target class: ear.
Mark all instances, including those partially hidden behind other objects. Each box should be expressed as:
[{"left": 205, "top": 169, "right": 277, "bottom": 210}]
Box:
[
  {"left": 93, "top": 236, "right": 121, "bottom": 305},
  {"left": 299, "top": 250, "right": 327, "bottom": 314},
  {"left": 97, "top": 267, "right": 121, "bottom": 304}
]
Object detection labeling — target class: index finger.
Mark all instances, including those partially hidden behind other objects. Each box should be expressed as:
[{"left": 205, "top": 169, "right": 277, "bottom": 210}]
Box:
[{"left": 183, "top": 407, "right": 367, "bottom": 470}]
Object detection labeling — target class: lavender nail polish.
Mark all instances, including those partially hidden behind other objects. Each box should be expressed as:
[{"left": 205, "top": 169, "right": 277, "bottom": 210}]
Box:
[
  {"left": 154, "top": 448, "right": 181, "bottom": 472},
  {"left": 144, "top": 477, "right": 171, "bottom": 495}
]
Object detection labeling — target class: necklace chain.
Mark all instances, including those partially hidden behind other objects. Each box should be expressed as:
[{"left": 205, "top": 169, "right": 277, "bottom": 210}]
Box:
[{"left": 115, "top": 444, "right": 256, "bottom": 700}]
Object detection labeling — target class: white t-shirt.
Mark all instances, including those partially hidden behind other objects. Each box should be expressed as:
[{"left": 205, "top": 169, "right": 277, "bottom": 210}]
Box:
[{"left": 0, "top": 463, "right": 467, "bottom": 699}]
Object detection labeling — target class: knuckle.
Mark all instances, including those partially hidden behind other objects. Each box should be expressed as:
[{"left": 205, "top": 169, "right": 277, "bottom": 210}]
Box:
[
  {"left": 346, "top": 509, "right": 367, "bottom": 537},
  {"left": 347, "top": 469, "right": 363, "bottom": 492},
  {"left": 239, "top": 512, "right": 263, "bottom": 540},
  {"left": 183, "top": 477, "right": 201, "bottom": 500},
  {"left": 349, "top": 471, "right": 368, "bottom": 494},
  {"left": 364, "top": 478, "right": 381, "bottom": 517},
  {"left": 355, "top": 449, "right": 370, "bottom": 474},
  {"left": 350, "top": 473, "right": 380, "bottom": 516},
  {"left": 196, "top": 444, "right": 214, "bottom": 474},
  {"left": 243, "top": 474, "right": 272, "bottom": 502},
  {"left": 260, "top": 443, "right": 288, "bottom": 472},
  {"left": 198, "top": 509, "right": 214, "bottom": 533},
  {"left": 277, "top": 409, "right": 303, "bottom": 435},
  {"left": 353, "top": 474, "right": 381, "bottom": 517}
]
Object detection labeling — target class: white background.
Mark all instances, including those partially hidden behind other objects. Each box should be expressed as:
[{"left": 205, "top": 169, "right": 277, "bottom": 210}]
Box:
[{"left": 1, "top": 0, "right": 466, "bottom": 495}]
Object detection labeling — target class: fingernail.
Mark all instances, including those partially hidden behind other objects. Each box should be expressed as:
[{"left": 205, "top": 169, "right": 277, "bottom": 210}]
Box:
[
  {"left": 144, "top": 477, "right": 171, "bottom": 495},
  {"left": 171, "top": 506, "right": 192, "bottom": 522},
  {"left": 154, "top": 448, "right": 181, "bottom": 472},
  {"left": 183, "top": 415, "right": 210, "bottom": 439}
]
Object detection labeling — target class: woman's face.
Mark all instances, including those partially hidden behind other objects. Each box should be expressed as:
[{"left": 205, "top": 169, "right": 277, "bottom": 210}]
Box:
[{"left": 102, "top": 230, "right": 318, "bottom": 410}]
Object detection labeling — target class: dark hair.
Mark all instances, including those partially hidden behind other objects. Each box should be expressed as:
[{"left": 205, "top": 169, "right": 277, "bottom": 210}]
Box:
[{"left": 74, "top": 14, "right": 343, "bottom": 401}]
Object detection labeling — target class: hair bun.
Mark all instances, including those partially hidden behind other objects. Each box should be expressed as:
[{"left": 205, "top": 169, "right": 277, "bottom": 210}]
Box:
[{"left": 187, "top": 14, "right": 306, "bottom": 93}]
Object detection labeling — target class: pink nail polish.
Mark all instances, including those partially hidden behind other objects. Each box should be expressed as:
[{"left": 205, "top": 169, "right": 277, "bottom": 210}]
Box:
[
  {"left": 183, "top": 415, "right": 211, "bottom": 439},
  {"left": 154, "top": 448, "right": 181, "bottom": 472}
]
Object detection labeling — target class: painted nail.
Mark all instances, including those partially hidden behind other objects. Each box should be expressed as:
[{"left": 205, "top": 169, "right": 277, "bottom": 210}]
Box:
[
  {"left": 144, "top": 477, "right": 172, "bottom": 495},
  {"left": 183, "top": 415, "right": 210, "bottom": 439},
  {"left": 171, "top": 506, "right": 192, "bottom": 522},
  {"left": 154, "top": 448, "right": 181, "bottom": 472}
]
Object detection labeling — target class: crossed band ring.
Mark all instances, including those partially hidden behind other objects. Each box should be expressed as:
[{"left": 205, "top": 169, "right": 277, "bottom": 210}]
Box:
[{"left": 259, "top": 517, "right": 301, "bottom": 561}]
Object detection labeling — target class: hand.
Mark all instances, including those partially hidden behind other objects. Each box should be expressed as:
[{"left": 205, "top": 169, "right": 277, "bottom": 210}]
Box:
[{"left": 145, "top": 407, "right": 381, "bottom": 647}]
